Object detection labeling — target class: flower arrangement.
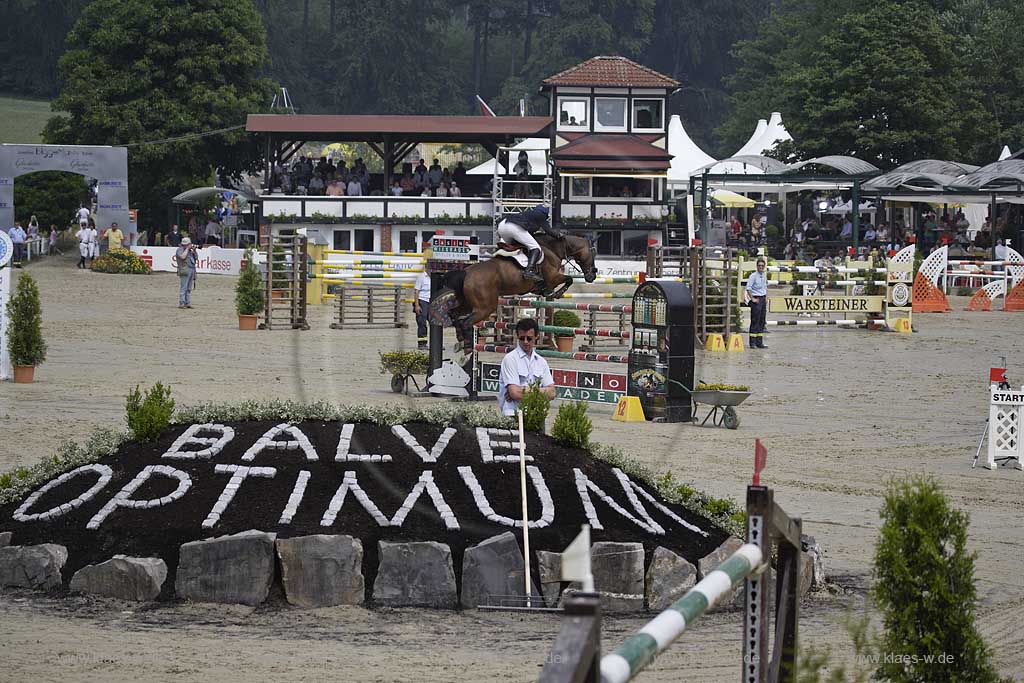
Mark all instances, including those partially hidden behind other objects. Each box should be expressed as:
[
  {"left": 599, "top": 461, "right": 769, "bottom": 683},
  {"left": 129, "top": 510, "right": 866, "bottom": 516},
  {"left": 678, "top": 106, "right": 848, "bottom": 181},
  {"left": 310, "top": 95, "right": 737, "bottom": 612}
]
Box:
[{"left": 90, "top": 248, "right": 152, "bottom": 275}]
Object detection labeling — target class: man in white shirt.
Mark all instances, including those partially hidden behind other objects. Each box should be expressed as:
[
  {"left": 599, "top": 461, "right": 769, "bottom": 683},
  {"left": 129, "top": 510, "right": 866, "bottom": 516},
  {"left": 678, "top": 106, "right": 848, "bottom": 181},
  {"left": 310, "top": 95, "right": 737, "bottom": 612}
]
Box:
[
  {"left": 413, "top": 268, "right": 431, "bottom": 349},
  {"left": 498, "top": 318, "right": 556, "bottom": 416},
  {"left": 994, "top": 239, "right": 1007, "bottom": 271},
  {"left": 76, "top": 205, "right": 90, "bottom": 228},
  {"left": 8, "top": 222, "right": 26, "bottom": 265},
  {"left": 75, "top": 223, "right": 98, "bottom": 268},
  {"left": 744, "top": 257, "right": 769, "bottom": 348}
]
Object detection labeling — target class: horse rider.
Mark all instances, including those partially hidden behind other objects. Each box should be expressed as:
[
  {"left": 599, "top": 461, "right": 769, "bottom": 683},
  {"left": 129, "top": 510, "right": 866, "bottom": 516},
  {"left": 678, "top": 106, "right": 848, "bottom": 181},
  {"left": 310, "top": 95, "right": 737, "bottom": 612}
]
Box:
[{"left": 496, "top": 205, "right": 563, "bottom": 282}]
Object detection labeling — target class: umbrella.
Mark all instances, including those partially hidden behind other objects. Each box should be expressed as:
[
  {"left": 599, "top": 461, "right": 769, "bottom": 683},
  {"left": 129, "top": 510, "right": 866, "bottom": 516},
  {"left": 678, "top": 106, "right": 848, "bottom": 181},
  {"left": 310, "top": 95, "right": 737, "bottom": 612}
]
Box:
[{"left": 709, "top": 189, "right": 755, "bottom": 208}]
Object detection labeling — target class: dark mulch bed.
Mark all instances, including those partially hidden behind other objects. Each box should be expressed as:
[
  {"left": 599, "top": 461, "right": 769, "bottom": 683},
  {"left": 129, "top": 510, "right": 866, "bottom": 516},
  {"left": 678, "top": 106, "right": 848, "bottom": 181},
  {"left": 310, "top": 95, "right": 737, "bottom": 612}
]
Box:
[{"left": 0, "top": 420, "right": 728, "bottom": 602}]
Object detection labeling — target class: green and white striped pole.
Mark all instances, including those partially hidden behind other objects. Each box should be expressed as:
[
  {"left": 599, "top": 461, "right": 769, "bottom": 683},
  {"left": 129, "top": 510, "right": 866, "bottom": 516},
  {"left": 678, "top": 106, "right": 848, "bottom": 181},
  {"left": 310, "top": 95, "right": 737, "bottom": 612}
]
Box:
[{"left": 600, "top": 543, "right": 763, "bottom": 683}]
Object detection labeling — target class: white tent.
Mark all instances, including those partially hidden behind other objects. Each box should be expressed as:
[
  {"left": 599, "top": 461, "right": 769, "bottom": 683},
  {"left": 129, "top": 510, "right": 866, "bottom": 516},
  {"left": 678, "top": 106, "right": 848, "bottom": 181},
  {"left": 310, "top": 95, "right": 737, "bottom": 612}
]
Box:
[
  {"left": 667, "top": 115, "right": 716, "bottom": 187},
  {"left": 999, "top": 145, "right": 1012, "bottom": 161},
  {"left": 736, "top": 112, "right": 792, "bottom": 157},
  {"left": 734, "top": 119, "right": 768, "bottom": 156},
  {"left": 468, "top": 138, "right": 548, "bottom": 175},
  {"left": 824, "top": 199, "right": 876, "bottom": 215}
]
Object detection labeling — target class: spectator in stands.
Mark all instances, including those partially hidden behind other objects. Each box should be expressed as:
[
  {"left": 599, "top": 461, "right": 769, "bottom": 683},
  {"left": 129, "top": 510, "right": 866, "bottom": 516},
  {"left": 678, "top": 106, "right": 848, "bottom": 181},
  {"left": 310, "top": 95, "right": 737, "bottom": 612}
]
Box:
[
  {"left": 621, "top": 184, "right": 633, "bottom": 198},
  {"left": 839, "top": 216, "right": 853, "bottom": 239},
  {"left": 414, "top": 160, "right": 428, "bottom": 192},
  {"left": 391, "top": 180, "right": 403, "bottom": 196},
  {"left": 336, "top": 160, "right": 349, "bottom": 184},
  {"left": 453, "top": 161, "right": 467, "bottom": 187},
  {"left": 204, "top": 218, "right": 221, "bottom": 246},
  {"left": 308, "top": 174, "right": 324, "bottom": 195},
  {"left": 876, "top": 222, "right": 888, "bottom": 243},
  {"left": 400, "top": 171, "right": 416, "bottom": 195},
  {"left": 449, "top": 181, "right": 462, "bottom": 197},
  {"left": 427, "top": 158, "right": 443, "bottom": 194},
  {"left": 731, "top": 215, "right": 742, "bottom": 239},
  {"left": 436, "top": 182, "right": 449, "bottom": 197},
  {"left": 326, "top": 177, "right": 345, "bottom": 196},
  {"left": 864, "top": 224, "right": 876, "bottom": 242},
  {"left": 347, "top": 175, "right": 361, "bottom": 197},
  {"left": 165, "top": 224, "right": 183, "bottom": 247},
  {"left": 512, "top": 151, "right": 531, "bottom": 198},
  {"left": 316, "top": 157, "right": 329, "bottom": 179},
  {"left": 441, "top": 167, "right": 453, "bottom": 189}
]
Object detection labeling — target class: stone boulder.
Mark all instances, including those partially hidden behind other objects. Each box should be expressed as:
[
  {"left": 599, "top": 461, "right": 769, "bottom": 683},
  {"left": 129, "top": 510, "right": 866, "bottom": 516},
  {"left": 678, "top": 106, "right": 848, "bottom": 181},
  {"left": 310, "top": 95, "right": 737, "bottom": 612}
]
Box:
[
  {"left": 591, "top": 542, "right": 644, "bottom": 613},
  {"left": 373, "top": 541, "right": 456, "bottom": 608},
  {"left": 175, "top": 530, "right": 276, "bottom": 606},
  {"left": 698, "top": 536, "right": 744, "bottom": 611},
  {"left": 0, "top": 543, "right": 67, "bottom": 590},
  {"left": 276, "top": 535, "right": 364, "bottom": 608},
  {"left": 70, "top": 555, "right": 167, "bottom": 601},
  {"left": 536, "top": 550, "right": 565, "bottom": 608},
  {"left": 461, "top": 532, "right": 539, "bottom": 608},
  {"left": 0, "top": 532, "right": 11, "bottom": 548},
  {"left": 645, "top": 546, "right": 698, "bottom": 611}
]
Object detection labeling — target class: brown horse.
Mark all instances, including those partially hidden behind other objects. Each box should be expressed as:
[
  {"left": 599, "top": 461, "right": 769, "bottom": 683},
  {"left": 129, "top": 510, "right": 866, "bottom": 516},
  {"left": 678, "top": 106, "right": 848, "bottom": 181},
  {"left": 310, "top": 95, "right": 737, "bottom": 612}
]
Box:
[{"left": 437, "top": 233, "right": 597, "bottom": 347}]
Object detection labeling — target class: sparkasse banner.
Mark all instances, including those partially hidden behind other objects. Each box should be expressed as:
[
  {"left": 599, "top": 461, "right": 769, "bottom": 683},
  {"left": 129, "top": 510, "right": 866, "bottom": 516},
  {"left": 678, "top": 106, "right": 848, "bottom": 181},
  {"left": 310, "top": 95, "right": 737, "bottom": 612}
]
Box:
[{"left": 131, "top": 246, "right": 247, "bottom": 276}]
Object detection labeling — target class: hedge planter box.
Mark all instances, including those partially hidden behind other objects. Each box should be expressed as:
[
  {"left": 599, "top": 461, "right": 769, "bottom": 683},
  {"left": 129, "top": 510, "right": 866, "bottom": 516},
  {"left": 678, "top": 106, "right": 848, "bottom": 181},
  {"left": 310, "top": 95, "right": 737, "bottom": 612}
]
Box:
[{"left": 238, "top": 314, "right": 258, "bottom": 331}]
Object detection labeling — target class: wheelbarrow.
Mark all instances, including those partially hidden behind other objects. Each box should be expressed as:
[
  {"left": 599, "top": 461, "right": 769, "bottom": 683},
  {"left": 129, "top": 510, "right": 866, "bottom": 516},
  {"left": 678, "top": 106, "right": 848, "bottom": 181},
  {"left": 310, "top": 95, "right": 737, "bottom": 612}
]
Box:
[{"left": 690, "top": 389, "right": 751, "bottom": 429}]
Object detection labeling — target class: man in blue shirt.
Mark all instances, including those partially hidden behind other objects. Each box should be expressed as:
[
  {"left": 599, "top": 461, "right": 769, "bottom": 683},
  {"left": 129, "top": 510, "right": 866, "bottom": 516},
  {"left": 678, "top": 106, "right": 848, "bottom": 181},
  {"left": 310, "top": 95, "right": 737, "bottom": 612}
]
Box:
[
  {"left": 8, "top": 222, "right": 26, "bottom": 266},
  {"left": 745, "top": 257, "right": 768, "bottom": 348},
  {"left": 498, "top": 318, "right": 556, "bottom": 416}
]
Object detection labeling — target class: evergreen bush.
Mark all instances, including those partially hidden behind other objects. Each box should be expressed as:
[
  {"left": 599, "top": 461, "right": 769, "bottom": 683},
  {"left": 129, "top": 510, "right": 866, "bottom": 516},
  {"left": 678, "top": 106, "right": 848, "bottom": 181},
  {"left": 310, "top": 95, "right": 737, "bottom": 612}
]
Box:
[
  {"left": 235, "top": 249, "right": 265, "bottom": 315},
  {"left": 125, "top": 383, "right": 175, "bottom": 443},
  {"left": 6, "top": 273, "right": 46, "bottom": 367},
  {"left": 519, "top": 380, "right": 550, "bottom": 433},
  {"left": 551, "top": 309, "right": 582, "bottom": 332},
  {"left": 873, "top": 476, "right": 1002, "bottom": 683},
  {"left": 551, "top": 400, "right": 592, "bottom": 448}
]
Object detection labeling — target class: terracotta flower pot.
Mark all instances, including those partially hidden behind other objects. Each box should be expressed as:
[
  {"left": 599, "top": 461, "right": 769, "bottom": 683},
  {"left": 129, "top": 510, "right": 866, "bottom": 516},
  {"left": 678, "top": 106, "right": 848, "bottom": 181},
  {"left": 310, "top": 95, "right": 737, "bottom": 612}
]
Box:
[
  {"left": 238, "top": 314, "right": 258, "bottom": 330},
  {"left": 13, "top": 365, "right": 35, "bottom": 383},
  {"left": 555, "top": 335, "right": 575, "bottom": 353}
]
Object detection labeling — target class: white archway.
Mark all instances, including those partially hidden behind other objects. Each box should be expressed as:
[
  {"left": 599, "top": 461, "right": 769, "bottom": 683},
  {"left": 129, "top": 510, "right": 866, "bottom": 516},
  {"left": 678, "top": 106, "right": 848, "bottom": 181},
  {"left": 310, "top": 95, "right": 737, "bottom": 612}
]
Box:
[{"left": 0, "top": 144, "right": 130, "bottom": 241}]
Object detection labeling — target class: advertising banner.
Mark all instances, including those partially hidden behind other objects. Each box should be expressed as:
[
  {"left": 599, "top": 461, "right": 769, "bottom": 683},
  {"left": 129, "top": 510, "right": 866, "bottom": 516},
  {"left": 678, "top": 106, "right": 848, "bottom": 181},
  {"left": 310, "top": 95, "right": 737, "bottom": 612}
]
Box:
[{"left": 131, "top": 246, "right": 247, "bottom": 276}]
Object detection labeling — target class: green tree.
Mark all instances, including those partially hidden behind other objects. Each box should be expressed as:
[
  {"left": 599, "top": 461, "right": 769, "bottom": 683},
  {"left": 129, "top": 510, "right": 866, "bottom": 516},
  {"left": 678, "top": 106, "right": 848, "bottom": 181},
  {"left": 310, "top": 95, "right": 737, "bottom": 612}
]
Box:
[
  {"left": 13, "top": 171, "right": 88, "bottom": 232},
  {"left": 873, "top": 476, "right": 1002, "bottom": 683},
  {"left": 44, "top": 0, "right": 276, "bottom": 232},
  {"left": 721, "top": 0, "right": 1010, "bottom": 166},
  {"left": 6, "top": 273, "right": 47, "bottom": 368}
]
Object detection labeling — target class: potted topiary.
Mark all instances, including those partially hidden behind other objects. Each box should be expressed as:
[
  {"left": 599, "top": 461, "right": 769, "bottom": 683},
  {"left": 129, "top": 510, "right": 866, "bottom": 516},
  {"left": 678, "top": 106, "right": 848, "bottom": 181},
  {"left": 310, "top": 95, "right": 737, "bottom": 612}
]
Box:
[
  {"left": 6, "top": 273, "right": 46, "bottom": 383},
  {"left": 551, "top": 310, "right": 582, "bottom": 352},
  {"left": 235, "top": 249, "right": 264, "bottom": 330}
]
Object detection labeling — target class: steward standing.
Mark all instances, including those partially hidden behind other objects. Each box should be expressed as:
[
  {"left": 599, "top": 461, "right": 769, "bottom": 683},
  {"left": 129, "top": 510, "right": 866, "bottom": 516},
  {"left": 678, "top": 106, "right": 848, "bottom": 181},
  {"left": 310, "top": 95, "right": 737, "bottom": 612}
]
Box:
[{"left": 745, "top": 257, "right": 768, "bottom": 348}]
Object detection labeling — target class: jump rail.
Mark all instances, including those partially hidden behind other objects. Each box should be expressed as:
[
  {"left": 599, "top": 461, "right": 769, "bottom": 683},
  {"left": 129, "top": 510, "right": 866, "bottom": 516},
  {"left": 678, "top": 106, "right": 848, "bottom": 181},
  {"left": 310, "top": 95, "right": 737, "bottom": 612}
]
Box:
[
  {"left": 539, "top": 485, "right": 802, "bottom": 683},
  {"left": 474, "top": 344, "right": 628, "bottom": 364}
]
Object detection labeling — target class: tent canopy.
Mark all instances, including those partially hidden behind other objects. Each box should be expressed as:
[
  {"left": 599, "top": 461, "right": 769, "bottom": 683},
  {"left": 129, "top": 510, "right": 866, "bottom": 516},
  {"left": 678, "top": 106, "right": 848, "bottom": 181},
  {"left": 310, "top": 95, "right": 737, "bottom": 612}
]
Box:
[
  {"left": 171, "top": 187, "right": 258, "bottom": 207},
  {"left": 710, "top": 189, "right": 755, "bottom": 208}
]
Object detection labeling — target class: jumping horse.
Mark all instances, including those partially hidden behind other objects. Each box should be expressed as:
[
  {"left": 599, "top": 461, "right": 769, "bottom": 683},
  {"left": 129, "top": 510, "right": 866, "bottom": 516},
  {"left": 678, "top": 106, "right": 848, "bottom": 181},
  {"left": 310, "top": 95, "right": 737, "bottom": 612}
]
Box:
[{"left": 433, "top": 233, "right": 598, "bottom": 349}]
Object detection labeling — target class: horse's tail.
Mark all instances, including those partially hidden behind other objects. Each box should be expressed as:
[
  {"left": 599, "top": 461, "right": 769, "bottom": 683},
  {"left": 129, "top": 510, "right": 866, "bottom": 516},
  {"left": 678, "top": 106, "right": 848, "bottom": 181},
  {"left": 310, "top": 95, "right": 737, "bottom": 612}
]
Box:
[{"left": 441, "top": 269, "right": 466, "bottom": 301}]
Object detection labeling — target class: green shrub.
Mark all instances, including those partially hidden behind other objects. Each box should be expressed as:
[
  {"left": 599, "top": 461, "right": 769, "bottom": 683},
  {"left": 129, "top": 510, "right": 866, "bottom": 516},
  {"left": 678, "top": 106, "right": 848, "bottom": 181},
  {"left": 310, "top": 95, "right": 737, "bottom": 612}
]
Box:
[
  {"left": 551, "top": 310, "right": 582, "bottom": 330},
  {"left": 235, "top": 249, "right": 265, "bottom": 315},
  {"left": 873, "top": 476, "right": 1002, "bottom": 683},
  {"left": 6, "top": 273, "right": 46, "bottom": 367},
  {"left": 519, "top": 380, "right": 550, "bottom": 433},
  {"left": 955, "top": 285, "right": 974, "bottom": 297},
  {"left": 90, "top": 247, "right": 152, "bottom": 274},
  {"left": 765, "top": 223, "right": 780, "bottom": 238},
  {"left": 551, "top": 401, "right": 592, "bottom": 448},
  {"left": 126, "top": 383, "right": 175, "bottom": 443}
]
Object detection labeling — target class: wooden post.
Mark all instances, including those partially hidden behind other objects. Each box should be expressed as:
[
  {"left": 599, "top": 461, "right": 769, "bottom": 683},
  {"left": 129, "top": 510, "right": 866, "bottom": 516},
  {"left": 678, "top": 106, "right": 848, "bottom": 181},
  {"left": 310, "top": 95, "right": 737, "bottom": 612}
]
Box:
[
  {"left": 539, "top": 593, "right": 602, "bottom": 683},
  {"left": 744, "top": 486, "right": 773, "bottom": 683}
]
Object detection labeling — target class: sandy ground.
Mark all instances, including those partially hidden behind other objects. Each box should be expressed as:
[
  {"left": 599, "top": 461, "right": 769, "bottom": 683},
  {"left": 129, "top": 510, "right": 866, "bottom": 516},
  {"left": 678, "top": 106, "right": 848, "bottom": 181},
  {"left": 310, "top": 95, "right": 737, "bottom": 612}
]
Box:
[{"left": 1, "top": 254, "right": 1023, "bottom": 682}]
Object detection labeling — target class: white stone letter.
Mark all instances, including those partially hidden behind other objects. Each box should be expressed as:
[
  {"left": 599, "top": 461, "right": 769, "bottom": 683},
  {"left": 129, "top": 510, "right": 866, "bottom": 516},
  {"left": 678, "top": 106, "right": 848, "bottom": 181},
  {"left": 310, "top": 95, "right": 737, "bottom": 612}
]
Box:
[
  {"left": 458, "top": 465, "right": 554, "bottom": 528},
  {"left": 161, "top": 423, "right": 235, "bottom": 460},
  {"left": 86, "top": 465, "right": 191, "bottom": 530},
  {"left": 13, "top": 464, "right": 113, "bottom": 522},
  {"left": 242, "top": 423, "right": 318, "bottom": 462},
  {"left": 202, "top": 464, "right": 277, "bottom": 529},
  {"left": 391, "top": 425, "right": 456, "bottom": 463}
]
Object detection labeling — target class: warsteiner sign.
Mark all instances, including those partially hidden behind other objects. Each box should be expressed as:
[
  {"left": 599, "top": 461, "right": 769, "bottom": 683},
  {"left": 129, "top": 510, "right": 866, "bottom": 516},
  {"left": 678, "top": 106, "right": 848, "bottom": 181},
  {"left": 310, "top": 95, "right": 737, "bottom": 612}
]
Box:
[{"left": 768, "top": 296, "right": 884, "bottom": 313}]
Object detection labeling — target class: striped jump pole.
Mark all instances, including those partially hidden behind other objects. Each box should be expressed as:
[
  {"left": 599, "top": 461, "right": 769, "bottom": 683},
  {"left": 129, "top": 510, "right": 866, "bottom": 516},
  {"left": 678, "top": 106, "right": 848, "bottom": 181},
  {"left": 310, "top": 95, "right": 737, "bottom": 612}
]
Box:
[
  {"left": 320, "top": 264, "right": 424, "bottom": 272},
  {"left": 315, "top": 272, "right": 416, "bottom": 279},
  {"left": 478, "top": 321, "right": 629, "bottom": 339},
  {"left": 319, "top": 258, "right": 425, "bottom": 265},
  {"left": 324, "top": 249, "right": 425, "bottom": 257},
  {"left": 767, "top": 319, "right": 859, "bottom": 326},
  {"left": 474, "top": 344, "right": 628, "bottom": 364},
  {"left": 600, "top": 544, "right": 764, "bottom": 683},
  {"left": 499, "top": 298, "right": 633, "bottom": 314},
  {"left": 321, "top": 278, "right": 416, "bottom": 288},
  {"left": 767, "top": 265, "right": 886, "bottom": 274},
  {"left": 790, "top": 279, "right": 885, "bottom": 286},
  {"left": 559, "top": 292, "right": 634, "bottom": 299}
]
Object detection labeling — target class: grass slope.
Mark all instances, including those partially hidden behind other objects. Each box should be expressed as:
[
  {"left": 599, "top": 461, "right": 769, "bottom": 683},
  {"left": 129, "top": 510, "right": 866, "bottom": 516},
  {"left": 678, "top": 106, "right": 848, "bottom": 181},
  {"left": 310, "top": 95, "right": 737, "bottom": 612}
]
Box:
[{"left": 0, "top": 94, "right": 55, "bottom": 143}]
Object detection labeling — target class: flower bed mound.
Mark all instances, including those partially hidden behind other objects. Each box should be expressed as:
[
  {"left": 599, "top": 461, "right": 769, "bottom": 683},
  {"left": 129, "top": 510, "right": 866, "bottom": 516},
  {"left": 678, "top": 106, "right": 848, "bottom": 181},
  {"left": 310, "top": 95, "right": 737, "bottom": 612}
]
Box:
[{"left": 1, "top": 419, "right": 729, "bottom": 601}]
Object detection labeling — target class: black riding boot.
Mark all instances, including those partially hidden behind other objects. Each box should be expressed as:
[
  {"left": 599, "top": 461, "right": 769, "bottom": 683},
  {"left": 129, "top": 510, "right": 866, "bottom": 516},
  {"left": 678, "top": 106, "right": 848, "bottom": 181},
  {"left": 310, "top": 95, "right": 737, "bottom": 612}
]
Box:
[{"left": 523, "top": 248, "right": 544, "bottom": 282}]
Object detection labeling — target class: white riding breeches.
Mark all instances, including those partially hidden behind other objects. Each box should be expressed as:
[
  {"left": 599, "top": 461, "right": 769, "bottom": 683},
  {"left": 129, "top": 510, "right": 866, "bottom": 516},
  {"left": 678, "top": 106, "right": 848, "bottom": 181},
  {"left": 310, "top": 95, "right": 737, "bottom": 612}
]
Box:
[{"left": 496, "top": 219, "right": 542, "bottom": 261}]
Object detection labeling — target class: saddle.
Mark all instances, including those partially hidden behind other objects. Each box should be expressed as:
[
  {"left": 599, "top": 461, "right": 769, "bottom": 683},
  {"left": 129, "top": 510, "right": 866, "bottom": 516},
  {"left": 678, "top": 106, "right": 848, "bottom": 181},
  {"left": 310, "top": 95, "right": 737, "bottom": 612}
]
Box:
[{"left": 494, "top": 241, "right": 530, "bottom": 267}]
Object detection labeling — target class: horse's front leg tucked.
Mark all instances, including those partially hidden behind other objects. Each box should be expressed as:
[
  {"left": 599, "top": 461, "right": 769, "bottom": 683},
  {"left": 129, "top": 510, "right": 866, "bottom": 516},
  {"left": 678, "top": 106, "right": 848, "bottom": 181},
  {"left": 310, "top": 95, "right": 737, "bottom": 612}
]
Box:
[{"left": 546, "top": 276, "right": 574, "bottom": 300}]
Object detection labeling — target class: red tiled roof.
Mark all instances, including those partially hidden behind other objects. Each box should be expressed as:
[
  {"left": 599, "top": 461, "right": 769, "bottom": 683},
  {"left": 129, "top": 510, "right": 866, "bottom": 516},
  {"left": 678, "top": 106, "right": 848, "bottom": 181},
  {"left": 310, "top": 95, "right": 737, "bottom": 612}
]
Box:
[
  {"left": 552, "top": 134, "right": 672, "bottom": 171},
  {"left": 542, "top": 56, "right": 680, "bottom": 89}
]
